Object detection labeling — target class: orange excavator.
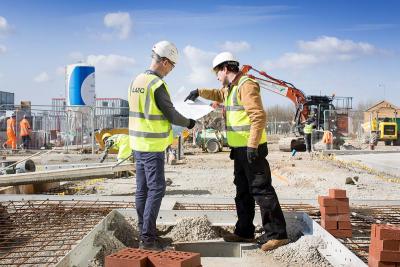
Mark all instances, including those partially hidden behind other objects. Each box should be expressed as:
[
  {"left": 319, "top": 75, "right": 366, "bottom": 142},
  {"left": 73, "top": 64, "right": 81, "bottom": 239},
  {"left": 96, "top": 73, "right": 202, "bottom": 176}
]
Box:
[{"left": 241, "top": 65, "right": 352, "bottom": 151}]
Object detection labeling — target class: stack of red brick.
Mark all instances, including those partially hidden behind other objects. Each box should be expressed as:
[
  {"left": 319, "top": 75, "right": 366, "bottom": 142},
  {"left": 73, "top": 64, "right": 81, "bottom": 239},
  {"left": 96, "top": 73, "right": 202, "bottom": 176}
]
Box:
[
  {"left": 318, "top": 189, "right": 352, "bottom": 238},
  {"left": 369, "top": 224, "right": 400, "bottom": 267},
  {"left": 105, "top": 248, "right": 202, "bottom": 267}
]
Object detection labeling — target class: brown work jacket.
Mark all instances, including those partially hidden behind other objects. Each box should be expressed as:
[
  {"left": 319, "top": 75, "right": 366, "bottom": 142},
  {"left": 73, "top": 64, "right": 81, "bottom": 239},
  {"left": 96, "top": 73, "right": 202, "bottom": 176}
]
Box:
[{"left": 198, "top": 72, "right": 266, "bottom": 148}]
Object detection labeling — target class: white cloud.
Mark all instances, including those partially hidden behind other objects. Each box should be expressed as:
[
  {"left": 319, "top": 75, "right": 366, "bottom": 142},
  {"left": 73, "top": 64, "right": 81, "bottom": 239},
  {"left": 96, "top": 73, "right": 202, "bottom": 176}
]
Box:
[
  {"left": 86, "top": 54, "right": 135, "bottom": 74},
  {"left": 103, "top": 12, "right": 132, "bottom": 40},
  {"left": 298, "top": 36, "right": 376, "bottom": 55},
  {"left": 0, "top": 44, "right": 6, "bottom": 54},
  {"left": 220, "top": 41, "right": 251, "bottom": 53},
  {"left": 266, "top": 36, "right": 379, "bottom": 70},
  {"left": 55, "top": 66, "right": 65, "bottom": 76},
  {"left": 183, "top": 46, "right": 216, "bottom": 84},
  {"left": 34, "top": 72, "right": 50, "bottom": 83},
  {"left": 69, "top": 51, "right": 84, "bottom": 61},
  {"left": 0, "top": 16, "right": 10, "bottom": 35}
]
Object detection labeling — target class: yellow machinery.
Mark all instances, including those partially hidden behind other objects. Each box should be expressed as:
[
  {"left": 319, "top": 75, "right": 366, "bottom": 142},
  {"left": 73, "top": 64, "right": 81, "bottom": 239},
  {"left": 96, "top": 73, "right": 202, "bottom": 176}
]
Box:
[{"left": 364, "top": 118, "right": 400, "bottom": 146}]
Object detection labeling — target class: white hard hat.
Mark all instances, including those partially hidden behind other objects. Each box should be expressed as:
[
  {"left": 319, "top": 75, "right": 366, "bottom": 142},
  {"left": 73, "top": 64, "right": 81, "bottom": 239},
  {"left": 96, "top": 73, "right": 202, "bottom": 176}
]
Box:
[
  {"left": 152, "top": 40, "right": 179, "bottom": 64},
  {"left": 212, "top": 52, "right": 239, "bottom": 69}
]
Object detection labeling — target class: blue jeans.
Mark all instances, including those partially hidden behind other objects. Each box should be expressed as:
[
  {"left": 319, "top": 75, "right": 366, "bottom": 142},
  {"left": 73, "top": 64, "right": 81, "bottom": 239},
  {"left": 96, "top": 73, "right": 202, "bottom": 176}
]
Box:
[{"left": 134, "top": 151, "right": 166, "bottom": 243}]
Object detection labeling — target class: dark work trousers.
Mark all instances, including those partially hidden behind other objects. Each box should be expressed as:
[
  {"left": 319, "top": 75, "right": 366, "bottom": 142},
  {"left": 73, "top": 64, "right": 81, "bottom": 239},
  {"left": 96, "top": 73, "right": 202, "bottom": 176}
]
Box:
[
  {"left": 134, "top": 151, "right": 166, "bottom": 243},
  {"left": 231, "top": 143, "right": 287, "bottom": 242},
  {"left": 304, "top": 133, "right": 312, "bottom": 152}
]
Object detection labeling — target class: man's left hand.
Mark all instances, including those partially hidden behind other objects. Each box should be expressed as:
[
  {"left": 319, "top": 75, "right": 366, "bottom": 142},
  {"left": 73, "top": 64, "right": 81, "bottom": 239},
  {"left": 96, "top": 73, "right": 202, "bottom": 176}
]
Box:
[{"left": 247, "top": 147, "right": 258, "bottom": 163}]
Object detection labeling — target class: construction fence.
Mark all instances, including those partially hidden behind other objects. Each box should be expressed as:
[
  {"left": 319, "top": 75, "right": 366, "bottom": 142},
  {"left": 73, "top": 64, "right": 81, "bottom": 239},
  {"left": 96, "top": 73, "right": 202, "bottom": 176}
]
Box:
[{"left": 0, "top": 104, "right": 129, "bottom": 151}]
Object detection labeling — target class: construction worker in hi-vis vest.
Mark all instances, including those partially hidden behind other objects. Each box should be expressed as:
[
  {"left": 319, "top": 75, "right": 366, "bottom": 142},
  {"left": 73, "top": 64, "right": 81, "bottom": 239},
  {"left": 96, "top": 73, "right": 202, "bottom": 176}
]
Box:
[
  {"left": 128, "top": 40, "right": 196, "bottom": 251},
  {"left": 185, "top": 52, "right": 289, "bottom": 252}
]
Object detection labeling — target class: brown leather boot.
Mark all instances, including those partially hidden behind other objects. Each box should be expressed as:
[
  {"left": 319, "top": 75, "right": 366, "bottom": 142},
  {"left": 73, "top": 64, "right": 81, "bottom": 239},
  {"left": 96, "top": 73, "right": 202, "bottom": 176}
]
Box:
[
  {"left": 261, "top": 239, "right": 289, "bottom": 251},
  {"left": 223, "top": 232, "right": 255, "bottom": 243}
]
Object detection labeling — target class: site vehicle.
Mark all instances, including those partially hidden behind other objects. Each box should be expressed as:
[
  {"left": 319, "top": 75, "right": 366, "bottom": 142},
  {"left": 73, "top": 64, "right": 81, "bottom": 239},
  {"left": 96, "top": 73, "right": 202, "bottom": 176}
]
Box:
[
  {"left": 241, "top": 65, "right": 352, "bottom": 151},
  {"left": 195, "top": 129, "right": 227, "bottom": 153},
  {"left": 364, "top": 117, "right": 400, "bottom": 146}
]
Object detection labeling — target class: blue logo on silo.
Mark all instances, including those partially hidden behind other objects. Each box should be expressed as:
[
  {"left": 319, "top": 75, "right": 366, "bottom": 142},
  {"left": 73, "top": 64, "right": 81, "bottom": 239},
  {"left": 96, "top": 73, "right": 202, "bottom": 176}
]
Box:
[{"left": 69, "top": 66, "right": 95, "bottom": 106}]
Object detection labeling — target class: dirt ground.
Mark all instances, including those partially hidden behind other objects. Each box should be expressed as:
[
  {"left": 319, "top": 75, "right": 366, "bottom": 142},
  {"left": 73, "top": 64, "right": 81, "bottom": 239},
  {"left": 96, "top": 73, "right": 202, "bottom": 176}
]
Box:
[{"left": 84, "top": 141, "right": 400, "bottom": 202}]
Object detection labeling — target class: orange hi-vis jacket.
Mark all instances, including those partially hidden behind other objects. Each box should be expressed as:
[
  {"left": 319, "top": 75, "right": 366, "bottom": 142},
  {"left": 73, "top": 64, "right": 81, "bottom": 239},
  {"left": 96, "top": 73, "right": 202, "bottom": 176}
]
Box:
[
  {"left": 6, "top": 118, "right": 16, "bottom": 136},
  {"left": 322, "top": 131, "right": 333, "bottom": 144},
  {"left": 20, "top": 118, "right": 31, "bottom": 137}
]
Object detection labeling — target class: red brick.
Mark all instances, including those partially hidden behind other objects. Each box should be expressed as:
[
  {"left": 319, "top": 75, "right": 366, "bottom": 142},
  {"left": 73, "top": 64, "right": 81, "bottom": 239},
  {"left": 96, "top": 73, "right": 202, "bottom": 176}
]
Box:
[
  {"left": 329, "top": 189, "right": 347, "bottom": 199},
  {"left": 327, "top": 229, "right": 352, "bottom": 238},
  {"left": 318, "top": 196, "right": 349, "bottom": 207},
  {"left": 368, "top": 255, "right": 397, "bottom": 267},
  {"left": 370, "top": 239, "right": 400, "bottom": 252},
  {"left": 369, "top": 247, "right": 400, "bottom": 262},
  {"left": 320, "top": 206, "right": 337, "bottom": 215},
  {"left": 105, "top": 248, "right": 161, "bottom": 267},
  {"left": 148, "top": 250, "right": 201, "bottom": 267},
  {"left": 372, "top": 224, "right": 400, "bottom": 241},
  {"left": 321, "top": 220, "right": 337, "bottom": 230},
  {"left": 321, "top": 213, "right": 350, "bottom": 222},
  {"left": 338, "top": 221, "right": 352, "bottom": 230},
  {"left": 337, "top": 205, "right": 350, "bottom": 214}
]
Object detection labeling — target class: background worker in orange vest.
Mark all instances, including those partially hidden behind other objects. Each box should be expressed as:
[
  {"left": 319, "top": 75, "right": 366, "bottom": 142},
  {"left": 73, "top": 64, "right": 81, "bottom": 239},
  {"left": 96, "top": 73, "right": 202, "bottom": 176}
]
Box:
[
  {"left": 3, "top": 113, "right": 17, "bottom": 150},
  {"left": 322, "top": 130, "right": 333, "bottom": 150},
  {"left": 20, "top": 115, "right": 31, "bottom": 149}
]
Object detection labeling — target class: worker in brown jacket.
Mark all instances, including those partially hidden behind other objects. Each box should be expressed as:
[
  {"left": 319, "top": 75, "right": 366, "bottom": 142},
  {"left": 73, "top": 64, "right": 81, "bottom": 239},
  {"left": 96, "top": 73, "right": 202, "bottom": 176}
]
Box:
[{"left": 185, "top": 52, "right": 288, "bottom": 251}]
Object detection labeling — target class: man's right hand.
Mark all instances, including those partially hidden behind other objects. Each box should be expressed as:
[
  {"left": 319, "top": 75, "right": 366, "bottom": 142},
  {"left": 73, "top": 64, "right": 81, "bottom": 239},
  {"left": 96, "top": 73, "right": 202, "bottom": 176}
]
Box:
[
  {"left": 184, "top": 89, "right": 199, "bottom": 102},
  {"left": 188, "top": 119, "right": 196, "bottom": 129}
]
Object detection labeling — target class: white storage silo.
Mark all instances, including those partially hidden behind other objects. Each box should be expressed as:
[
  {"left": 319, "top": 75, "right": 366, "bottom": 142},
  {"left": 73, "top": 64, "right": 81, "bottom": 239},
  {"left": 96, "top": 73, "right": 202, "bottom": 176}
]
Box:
[{"left": 66, "top": 63, "right": 95, "bottom": 108}]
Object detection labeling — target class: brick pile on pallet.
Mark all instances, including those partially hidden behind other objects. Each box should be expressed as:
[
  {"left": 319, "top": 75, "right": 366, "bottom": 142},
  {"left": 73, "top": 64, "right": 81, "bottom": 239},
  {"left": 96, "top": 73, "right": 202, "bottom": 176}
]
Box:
[
  {"left": 368, "top": 224, "right": 400, "bottom": 267},
  {"left": 105, "top": 248, "right": 202, "bottom": 267},
  {"left": 318, "top": 189, "right": 352, "bottom": 238}
]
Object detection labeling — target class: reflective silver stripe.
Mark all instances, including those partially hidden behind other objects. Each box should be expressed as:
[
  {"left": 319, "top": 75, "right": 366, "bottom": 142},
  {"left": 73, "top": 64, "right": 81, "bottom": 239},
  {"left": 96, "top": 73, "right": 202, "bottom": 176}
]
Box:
[
  {"left": 226, "top": 125, "right": 251, "bottom": 131},
  {"left": 129, "top": 111, "right": 166, "bottom": 120},
  {"left": 144, "top": 76, "right": 162, "bottom": 116},
  {"left": 129, "top": 130, "right": 170, "bottom": 138},
  {"left": 225, "top": 106, "right": 245, "bottom": 111},
  {"left": 231, "top": 76, "right": 249, "bottom": 106}
]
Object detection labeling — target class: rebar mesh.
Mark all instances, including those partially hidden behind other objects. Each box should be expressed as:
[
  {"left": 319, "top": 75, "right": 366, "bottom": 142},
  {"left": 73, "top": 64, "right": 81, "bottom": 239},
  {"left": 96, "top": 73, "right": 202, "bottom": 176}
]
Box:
[{"left": 0, "top": 200, "right": 133, "bottom": 266}]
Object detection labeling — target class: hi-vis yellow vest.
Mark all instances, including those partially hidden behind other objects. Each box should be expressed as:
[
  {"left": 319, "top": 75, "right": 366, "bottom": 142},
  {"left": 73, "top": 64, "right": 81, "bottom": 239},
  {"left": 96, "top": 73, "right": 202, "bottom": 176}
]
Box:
[
  {"left": 224, "top": 75, "right": 267, "bottom": 147},
  {"left": 304, "top": 123, "right": 313, "bottom": 134},
  {"left": 128, "top": 73, "right": 172, "bottom": 152}
]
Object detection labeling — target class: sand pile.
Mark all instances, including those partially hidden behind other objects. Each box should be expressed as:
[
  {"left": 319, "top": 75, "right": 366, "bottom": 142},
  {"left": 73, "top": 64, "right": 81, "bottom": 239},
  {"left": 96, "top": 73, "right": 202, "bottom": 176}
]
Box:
[
  {"left": 167, "top": 216, "right": 219, "bottom": 241},
  {"left": 267, "top": 235, "right": 331, "bottom": 267}
]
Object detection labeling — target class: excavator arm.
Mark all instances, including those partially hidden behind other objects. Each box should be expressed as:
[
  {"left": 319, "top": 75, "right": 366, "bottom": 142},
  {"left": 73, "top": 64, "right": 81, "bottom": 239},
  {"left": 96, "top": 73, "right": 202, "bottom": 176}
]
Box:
[{"left": 241, "top": 65, "right": 310, "bottom": 135}]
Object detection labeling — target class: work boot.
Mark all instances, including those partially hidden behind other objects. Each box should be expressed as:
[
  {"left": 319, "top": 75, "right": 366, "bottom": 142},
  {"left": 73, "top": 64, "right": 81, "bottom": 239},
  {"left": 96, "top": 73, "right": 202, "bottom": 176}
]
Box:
[
  {"left": 223, "top": 232, "right": 255, "bottom": 243},
  {"left": 138, "top": 240, "right": 164, "bottom": 251},
  {"left": 260, "top": 239, "right": 289, "bottom": 251}
]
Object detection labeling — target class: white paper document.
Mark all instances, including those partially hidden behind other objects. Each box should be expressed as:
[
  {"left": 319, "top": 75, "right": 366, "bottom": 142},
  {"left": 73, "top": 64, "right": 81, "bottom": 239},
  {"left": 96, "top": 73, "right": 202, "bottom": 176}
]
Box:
[{"left": 174, "top": 99, "right": 214, "bottom": 120}]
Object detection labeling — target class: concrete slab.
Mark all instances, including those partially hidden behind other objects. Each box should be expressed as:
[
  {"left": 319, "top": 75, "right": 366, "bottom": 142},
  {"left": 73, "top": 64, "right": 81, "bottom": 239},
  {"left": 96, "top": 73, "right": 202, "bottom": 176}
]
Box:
[{"left": 336, "top": 152, "right": 400, "bottom": 178}]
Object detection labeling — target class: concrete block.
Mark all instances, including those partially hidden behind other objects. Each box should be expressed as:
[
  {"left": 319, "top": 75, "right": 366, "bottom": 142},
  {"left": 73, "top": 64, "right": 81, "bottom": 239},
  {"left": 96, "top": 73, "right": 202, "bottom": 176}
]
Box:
[
  {"left": 368, "top": 255, "right": 398, "bottom": 267},
  {"left": 337, "top": 205, "right": 350, "bottom": 214},
  {"left": 148, "top": 250, "right": 201, "bottom": 267},
  {"left": 318, "top": 196, "right": 349, "bottom": 207},
  {"left": 371, "top": 239, "right": 400, "bottom": 252},
  {"left": 321, "top": 213, "right": 350, "bottom": 222},
  {"left": 320, "top": 206, "right": 337, "bottom": 215},
  {"left": 372, "top": 224, "right": 400, "bottom": 241},
  {"left": 105, "top": 248, "right": 160, "bottom": 267},
  {"left": 321, "top": 220, "right": 337, "bottom": 230},
  {"left": 338, "top": 221, "right": 352, "bottom": 230},
  {"left": 329, "top": 189, "right": 347, "bottom": 199},
  {"left": 369, "top": 248, "right": 400, "bottom": 262}
]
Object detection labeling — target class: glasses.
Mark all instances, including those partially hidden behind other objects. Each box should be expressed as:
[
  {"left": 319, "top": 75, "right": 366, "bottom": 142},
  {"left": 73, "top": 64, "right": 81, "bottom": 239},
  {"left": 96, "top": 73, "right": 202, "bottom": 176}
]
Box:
[{"left": 163, "top": 58, "right": 175, "bottom": 68}]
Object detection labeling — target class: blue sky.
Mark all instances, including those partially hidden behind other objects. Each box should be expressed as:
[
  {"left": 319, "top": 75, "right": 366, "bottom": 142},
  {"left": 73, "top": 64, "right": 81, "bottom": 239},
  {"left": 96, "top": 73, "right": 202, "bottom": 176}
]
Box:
[{"left": 0, "top": 0, "right": 399, "bottom": 109}]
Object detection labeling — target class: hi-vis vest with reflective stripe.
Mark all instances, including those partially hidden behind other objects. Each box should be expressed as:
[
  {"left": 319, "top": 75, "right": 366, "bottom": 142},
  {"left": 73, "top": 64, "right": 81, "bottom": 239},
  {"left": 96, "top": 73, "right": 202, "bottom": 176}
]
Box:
[
  {"left": 304, "top": 123, "right": 313, "bottom": 134},
  {"left": 224, "top": 75, "right": 267, "bottom": 147},
  {"left": 128, "top": 73, "right": 172, "bottom": 152}
]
